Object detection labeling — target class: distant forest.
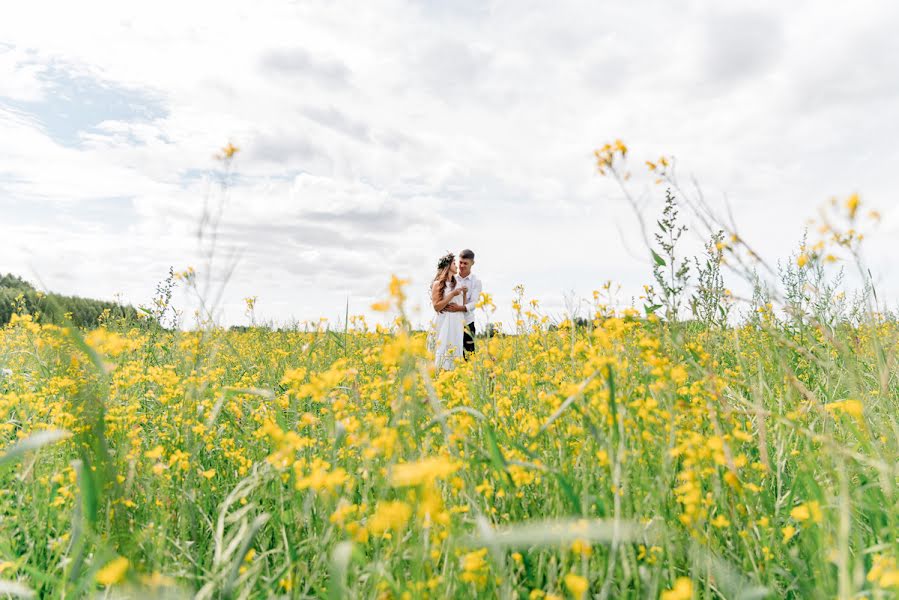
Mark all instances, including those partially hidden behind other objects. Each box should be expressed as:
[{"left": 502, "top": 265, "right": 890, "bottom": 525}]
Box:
[{"left": 0, "top": 273, "right": 137, "bottom": 327}]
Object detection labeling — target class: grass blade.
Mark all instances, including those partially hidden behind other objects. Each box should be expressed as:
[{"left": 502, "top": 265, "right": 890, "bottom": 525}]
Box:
[{"left": 0, "top": 429, "right": 70, "bottom": 466}]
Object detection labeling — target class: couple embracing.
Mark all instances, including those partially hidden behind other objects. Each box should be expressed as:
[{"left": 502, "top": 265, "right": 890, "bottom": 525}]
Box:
[{"left": 430, "top": 249, "right": 482, "bottom": 371}]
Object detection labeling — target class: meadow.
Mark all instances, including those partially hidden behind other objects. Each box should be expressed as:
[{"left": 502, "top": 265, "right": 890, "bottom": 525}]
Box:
[{"left": 1, "top": 146, "right": 897, "bottom": 599}]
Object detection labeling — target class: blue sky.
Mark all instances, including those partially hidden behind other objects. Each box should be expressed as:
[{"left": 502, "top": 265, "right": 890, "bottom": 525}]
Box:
[
  {"left": 1, "top": 0, "right": 898, "bottom": 328},
  {"left": 0, "top": 60, "right": 167, "bottom": 147}
]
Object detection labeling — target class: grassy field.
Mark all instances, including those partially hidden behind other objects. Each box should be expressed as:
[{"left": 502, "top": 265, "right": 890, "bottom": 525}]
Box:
[
  {"left": 0, "top": 144, "right": 895, "bottom": 599},
  {"left": 1, "top": 268, "right": 898, "bottom": 599}
]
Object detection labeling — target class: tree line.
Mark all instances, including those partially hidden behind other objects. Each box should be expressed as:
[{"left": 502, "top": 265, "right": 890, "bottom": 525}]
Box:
[{"left": 0, "top": 273, "right": 138, "bottom": 328}]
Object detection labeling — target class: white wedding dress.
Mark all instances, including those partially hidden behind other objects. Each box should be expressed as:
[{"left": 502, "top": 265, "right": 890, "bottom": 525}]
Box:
[{"left": 433, "top": 281, "right": 465, "bottom": 371}]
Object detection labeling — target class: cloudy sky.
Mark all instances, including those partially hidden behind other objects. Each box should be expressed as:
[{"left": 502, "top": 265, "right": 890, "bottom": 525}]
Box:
[{"left": 2, "top": 0, "right": 898, "bottom": 328}]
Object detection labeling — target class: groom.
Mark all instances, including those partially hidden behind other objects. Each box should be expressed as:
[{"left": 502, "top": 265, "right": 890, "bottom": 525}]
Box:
[{"left": 445, "top": 249, "right": 481, "bottom": 358}]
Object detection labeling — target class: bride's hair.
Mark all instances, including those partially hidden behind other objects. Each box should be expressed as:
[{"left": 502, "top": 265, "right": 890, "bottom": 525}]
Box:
[{"left": 433, "top": 252, "right": 456, "bottom": 296}]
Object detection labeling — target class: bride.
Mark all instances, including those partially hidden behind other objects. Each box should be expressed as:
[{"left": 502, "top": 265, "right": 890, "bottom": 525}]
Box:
[{"left": 431, "top": 252, "right": 467, "bottom": 371}]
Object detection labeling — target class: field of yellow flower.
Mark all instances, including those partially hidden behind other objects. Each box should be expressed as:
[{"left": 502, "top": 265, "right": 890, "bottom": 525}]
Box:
[{"left": 1, "top": 275, "right": 898, "bottom": 600}]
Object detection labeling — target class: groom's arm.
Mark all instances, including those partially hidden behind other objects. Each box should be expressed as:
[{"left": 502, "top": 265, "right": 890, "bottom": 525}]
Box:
[{"left": 463, "top": 279, "right": 481, "bottom": 314}]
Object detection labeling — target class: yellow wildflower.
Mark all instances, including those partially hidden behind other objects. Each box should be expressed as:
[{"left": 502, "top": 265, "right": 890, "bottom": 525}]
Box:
[
  {"left": 710, "top": 514, "right": 730, "bottom": 528},
  {"left": 96, "top": 556, "right": 129, "bottom": 586},
  {"left": 868, "top": 554, "right": 899, "bottom": 588},
  {"left": 660, "top": 577, "right": 693, "bottom": 600},
  {"left": 217, "top": 142, "right": 240, "bottom": 160},
  {"left": 367, "top": 501, "right": 412, "bottom": 536},
  {"left": 460, "top": 548, "right": 489, "bottom": 587},
  {"left": 846, "top": 193, "right": 859, "bottom": 219},
  {"left": 825, "top": 399, "right": 863, "bottom": 419},
  {"left": 295, "top": 466, "right": 348, "bottom": 493},
  {"left": 782, "top": 525, "right": 796, "bottom": 543},
  {"left": 390, "top": 456, "right": 461, "bottom": 487},
  {"left": 563, "top": 573, "right": 589, "bottom": 599}
]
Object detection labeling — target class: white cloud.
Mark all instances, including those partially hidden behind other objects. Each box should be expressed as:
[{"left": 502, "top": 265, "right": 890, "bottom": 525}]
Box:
[
  {"left": 0, "top": 45, "right": 47, "bottom": 102},
  {"left": 1, "top": 0, "right": 898, "bottom": 328}
]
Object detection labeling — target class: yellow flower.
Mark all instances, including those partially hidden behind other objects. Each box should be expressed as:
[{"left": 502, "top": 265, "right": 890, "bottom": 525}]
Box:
[
  {"left": 825, "top": 399, "right": 863, "bottom": 419},
  {"left": 217, "top": 142, "right": 240, "bottom": 160},
  {"left": 280, "top": 368, "right": 307, "bottom": 388},
  {"left": 84, "top": 328, "right": 140, "bottom": 357},
  {"left": 796, "top": 253, "right": 809, "bottom": 268},
  {"left": 295, "top": 466, "right": 348, "bottom": 493},
  {"left": 563, "top": 573, "right": 589, "bottom": 599},
  {"left": 660, "top": 577, "right": 693, "bottom": 600},
  {"left": 670, "top": 365, "right": 688, "bottom": 385},
  {"left": 96, "top": 556, "right": 129, "bottom": 586},
  {"left": 782, "top": 525, "right": 796, "bottom": 543},
  {"left": 460, "top": 548, "right": 489, "bottom": 587},
  {"left": 475, "top": 292, "right": 496, "bottom": 311},
  {"left": 570, "top": 538, "right": 593, "bottom": 557},
  {"left": 868, "top": 553, "right": 899, "bottom": 588},
  {"left": 881, "top": 571, "right": 899, "bottom": 587},
  {"left": 388, "top": 274, "right": 410, "bottom": 306},
  {"left": 790, "top": 504, "right": 810, "bottom": 521},
  {"left": 367, "top": 501, "right": 412, "bottom": 536},
  {"left": 390, "top": 456, "right": 461, "bottom": 487},
  {"left": 791, "top": 501, "right": 823, "bottom": 523},
  {"left": 846, "top": 192, "right": 859, "bottom": 219},
  {"left": 710, "top": 514, "right": 730, "bottom": 528}
]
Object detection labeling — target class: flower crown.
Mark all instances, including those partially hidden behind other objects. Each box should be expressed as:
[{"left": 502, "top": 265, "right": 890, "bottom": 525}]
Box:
[{"left": 437, "top": 252, "right": 455, "bottom": 270}]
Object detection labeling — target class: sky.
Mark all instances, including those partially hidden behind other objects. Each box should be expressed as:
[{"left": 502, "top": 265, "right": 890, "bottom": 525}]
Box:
[{"left": 2, "top": 0, "right": 898, "bottom": 329}]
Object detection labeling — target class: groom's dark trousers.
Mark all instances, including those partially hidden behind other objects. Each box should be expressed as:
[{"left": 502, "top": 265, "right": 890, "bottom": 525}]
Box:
[{"left": 463, "top": 321, "right": 476, "bottom": 359}]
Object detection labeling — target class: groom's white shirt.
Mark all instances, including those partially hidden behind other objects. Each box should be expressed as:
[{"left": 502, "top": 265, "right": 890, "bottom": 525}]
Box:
[{"left": 456, "top": 273, "right": 481, "bottom": 326}]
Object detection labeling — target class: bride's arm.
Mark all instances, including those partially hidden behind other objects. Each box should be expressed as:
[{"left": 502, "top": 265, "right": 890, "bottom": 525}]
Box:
[{"left": 432, "top": 282, "right": 460, "bottom": 312}]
